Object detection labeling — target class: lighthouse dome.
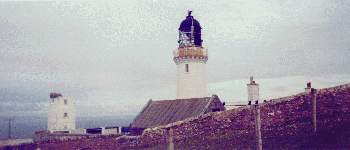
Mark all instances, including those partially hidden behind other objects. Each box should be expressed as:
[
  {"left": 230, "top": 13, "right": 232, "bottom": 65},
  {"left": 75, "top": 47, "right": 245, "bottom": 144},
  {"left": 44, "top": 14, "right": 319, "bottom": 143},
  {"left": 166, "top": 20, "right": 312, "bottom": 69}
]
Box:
[
  {"left": 178, "top": 11, "right": 203, "bottom": 46},
  {"left": 179, "top": 17, "right": 201, "bottom": 30}
]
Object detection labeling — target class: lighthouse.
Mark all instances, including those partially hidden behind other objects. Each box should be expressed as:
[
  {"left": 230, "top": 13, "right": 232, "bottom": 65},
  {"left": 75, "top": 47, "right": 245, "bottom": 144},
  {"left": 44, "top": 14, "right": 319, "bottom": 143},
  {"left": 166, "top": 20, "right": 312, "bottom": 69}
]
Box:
[
  {"left": 48, "top": 93, "right": 75, "bottom": 133},
  {"left": 173, "top": 11, "right": 208, "bottom": 99}
]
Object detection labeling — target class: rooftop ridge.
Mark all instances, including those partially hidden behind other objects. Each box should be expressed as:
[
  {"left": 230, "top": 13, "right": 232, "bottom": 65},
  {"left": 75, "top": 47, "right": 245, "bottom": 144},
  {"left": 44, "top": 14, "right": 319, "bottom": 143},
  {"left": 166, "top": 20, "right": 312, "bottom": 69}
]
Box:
[{"left": 153, "top": 97, "right": 211, "bottom": 102}]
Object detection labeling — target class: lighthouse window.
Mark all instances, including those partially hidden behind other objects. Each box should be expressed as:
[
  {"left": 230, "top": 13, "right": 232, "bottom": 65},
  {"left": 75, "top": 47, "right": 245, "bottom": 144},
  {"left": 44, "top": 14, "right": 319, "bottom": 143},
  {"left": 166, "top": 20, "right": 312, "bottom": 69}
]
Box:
[
  {"left": 64, "top": 113, "right": 68, "bottom": 117},
  {"left": 186, "top": 64, "right": 189, "bottom": 72},
  {"left": 64, "top": 100, "right": 67, "bottom": 104}
]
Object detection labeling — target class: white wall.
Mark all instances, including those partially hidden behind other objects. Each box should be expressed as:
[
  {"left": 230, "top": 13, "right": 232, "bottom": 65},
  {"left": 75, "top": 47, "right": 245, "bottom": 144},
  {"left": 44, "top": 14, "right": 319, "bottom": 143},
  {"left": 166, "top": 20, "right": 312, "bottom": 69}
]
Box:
[
  {"left": 104, "top": 128, "right": 119, "bottom": 135},
  {"left": 247, "top": 84, "right": 260, "bottom": 103},
  {"left": 48, "top": 96, "right": 75, "bottom": 132},
  {"left": 71, "top": 129, "right": 86, "bottom": 134},
  {"left": 175, "top": 57, "right": 207, "bottom": 99}
]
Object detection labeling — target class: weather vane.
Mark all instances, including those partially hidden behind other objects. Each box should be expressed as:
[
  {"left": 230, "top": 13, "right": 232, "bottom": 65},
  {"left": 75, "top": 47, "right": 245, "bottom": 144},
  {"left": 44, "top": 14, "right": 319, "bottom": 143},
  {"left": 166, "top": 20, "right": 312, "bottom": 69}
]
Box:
[{"left": 188, "top": 10, "right": 192, "bottom": 16}]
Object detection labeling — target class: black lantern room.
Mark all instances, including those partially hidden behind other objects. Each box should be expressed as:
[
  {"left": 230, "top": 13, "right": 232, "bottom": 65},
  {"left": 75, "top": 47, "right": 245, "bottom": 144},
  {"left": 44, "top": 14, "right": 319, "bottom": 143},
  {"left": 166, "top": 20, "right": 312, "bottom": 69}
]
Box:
[{"left": 178, "top": 11, "right": 203, "bottom": 47}]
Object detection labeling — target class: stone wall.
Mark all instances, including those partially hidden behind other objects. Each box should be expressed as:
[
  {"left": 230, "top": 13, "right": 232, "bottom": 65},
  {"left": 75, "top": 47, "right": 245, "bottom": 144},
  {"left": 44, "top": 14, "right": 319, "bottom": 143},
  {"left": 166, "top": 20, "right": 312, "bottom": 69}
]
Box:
[
  {"left": 116, "top": 135, "right": 141, "bottom": 148},
  {"left": 34, "top": 130, "right": 124, "bottom": 143},
  {"left": 34, "top": 131, "right": 88, "bottom": 143},
  {"left": 0, "top": 138, "right": 33, "bottom": 147},
  {"left": 116, "top": 83, "right": 350, "bottom": 149}
]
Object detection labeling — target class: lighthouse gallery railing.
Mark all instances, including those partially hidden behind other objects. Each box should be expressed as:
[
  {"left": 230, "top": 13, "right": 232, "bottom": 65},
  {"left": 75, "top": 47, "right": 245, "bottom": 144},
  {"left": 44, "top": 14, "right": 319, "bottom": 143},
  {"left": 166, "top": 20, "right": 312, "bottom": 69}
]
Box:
[{"left": 173, "top": 46, "right": 208, "bottom": 58}]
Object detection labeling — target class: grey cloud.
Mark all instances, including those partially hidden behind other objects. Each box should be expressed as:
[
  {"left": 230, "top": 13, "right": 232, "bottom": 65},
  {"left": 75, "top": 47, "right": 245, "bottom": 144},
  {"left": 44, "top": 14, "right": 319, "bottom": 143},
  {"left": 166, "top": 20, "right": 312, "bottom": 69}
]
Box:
[{"left": 0, "top": 0, "right": 349, "bottom": 116}]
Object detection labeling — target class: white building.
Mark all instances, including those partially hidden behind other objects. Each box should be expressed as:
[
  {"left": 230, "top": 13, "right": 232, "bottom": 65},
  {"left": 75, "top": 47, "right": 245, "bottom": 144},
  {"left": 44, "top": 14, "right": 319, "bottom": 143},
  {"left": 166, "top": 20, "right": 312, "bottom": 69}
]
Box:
[
  {"left": 174, "top": 12, "right": 208, "bottom": 99},
  {"left": 48, "top": 93, "right": 75, "bottom": 133},
  {"left": 247, "top": 76, "right": 260, "bottom": 105}
]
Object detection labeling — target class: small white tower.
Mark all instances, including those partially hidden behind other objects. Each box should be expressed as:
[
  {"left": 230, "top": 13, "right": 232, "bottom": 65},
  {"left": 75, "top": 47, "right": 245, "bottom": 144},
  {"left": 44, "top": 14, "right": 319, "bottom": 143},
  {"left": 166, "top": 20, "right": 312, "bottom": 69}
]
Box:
[
  {"left": 174, "top": 11, "right": 208, "bottom": 99},
  {"left": 247, "top": 76, "right": 260, "bottom": 105},
  {"left": 48, "top": 93, "right": 75, "bottom": 133}
]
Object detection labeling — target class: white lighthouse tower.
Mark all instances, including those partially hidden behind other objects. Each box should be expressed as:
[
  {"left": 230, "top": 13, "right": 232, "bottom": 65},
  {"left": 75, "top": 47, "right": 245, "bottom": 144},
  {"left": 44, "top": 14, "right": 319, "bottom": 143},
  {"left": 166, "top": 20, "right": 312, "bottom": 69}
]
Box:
[
  {"left": 173, "top": 11, "right": 208, "bottom": 99},
  {"left": 48, "top": 93, "right": 75, "bottom": 133}
]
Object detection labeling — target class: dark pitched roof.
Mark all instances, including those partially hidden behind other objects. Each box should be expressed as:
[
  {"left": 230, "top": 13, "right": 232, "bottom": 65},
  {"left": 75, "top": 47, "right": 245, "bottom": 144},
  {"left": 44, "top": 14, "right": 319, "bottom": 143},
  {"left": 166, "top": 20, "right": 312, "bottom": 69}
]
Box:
[{"left": 130, "top": 95, "right": 225, "bottom": 129}]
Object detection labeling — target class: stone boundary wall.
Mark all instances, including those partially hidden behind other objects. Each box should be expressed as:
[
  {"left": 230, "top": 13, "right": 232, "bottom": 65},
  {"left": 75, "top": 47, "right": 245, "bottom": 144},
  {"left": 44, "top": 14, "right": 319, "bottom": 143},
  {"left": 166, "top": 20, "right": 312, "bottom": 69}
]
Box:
[
  {"left": 116, "top": 135, "right": 141, "bottom": 148},
  {"left": 260, "top": 83, "right": 350, "bottom": 128},
  {"left": 116, "top": 83, "right": 350, "bottom": 148},
  {"left": 34, "top": 130, "right": 125, "bottom": 143},
  {"left": 0, "top": 138, "right": 33, "bottom": 147}
]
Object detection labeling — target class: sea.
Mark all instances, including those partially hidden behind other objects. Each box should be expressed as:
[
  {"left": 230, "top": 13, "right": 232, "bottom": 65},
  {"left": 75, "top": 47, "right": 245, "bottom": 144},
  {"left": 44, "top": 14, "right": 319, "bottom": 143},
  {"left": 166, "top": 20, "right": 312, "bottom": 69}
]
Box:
[{"left": 0, "top": 116, "right": 134, "bottom": 139}]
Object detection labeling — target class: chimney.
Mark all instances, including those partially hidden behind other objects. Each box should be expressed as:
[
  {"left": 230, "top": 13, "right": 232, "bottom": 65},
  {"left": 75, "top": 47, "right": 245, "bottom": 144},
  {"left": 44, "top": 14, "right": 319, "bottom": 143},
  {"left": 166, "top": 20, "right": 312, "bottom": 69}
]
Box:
[
  {"left": 50, "top": 93, "right": 62, "bottom": 99},
  {"left": 247, "top": 76, "right": 260, "bottom": 105},
  {"left": 250, "top": 76, "right": 254, "bottom": 84},
  {"left": 305, "top": 82, "right": 312, "bottom": 93},
  {"left": 307, "top": 82, "right": 311, "bottom": 88}
]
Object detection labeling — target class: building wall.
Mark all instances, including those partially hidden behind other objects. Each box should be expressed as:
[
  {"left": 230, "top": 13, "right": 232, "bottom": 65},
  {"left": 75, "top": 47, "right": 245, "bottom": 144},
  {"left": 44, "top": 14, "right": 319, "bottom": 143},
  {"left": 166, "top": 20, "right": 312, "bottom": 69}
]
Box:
[
  {"left": 176, "top": 57, "right": 207, "bottom": 99},
  {"left": 105, "top": 128, "right": 119, "bottom": 135},
  {"left": 204, "top": 94, "right": 226, "bottom": 113},
  {"left": 71, "top": 129, "right": 86, "bottom": 134},
  {"left": 48, "top": 97, "right": 75, "bottom": 131}
]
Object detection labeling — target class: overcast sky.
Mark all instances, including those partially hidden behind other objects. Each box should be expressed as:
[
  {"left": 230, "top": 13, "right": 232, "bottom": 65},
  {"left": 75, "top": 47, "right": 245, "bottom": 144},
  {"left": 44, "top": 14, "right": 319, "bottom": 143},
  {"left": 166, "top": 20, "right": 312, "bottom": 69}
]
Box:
[{"left": 0, "top": 0, "right": 349, "bottom": 117}]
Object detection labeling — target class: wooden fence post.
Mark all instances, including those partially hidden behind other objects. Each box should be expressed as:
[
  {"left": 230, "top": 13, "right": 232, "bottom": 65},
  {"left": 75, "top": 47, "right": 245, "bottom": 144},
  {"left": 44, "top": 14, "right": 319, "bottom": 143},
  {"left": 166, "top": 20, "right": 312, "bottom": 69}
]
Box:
[
  {"left": 167, "top": 128, "right": 174, "bottom": 150},
  {"left": 254, "top": 104, "right": 262, "bottom": 150}
]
